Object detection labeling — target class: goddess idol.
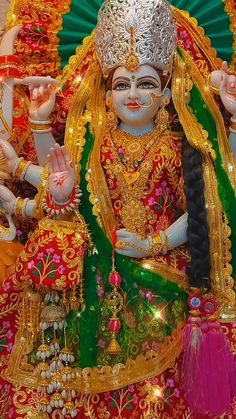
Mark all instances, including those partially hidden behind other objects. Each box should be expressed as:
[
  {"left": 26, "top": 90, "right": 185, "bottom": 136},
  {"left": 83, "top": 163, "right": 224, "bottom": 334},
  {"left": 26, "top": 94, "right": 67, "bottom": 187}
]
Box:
[{"left": 0, "top": 0, "right": 235, "bottom": 417}]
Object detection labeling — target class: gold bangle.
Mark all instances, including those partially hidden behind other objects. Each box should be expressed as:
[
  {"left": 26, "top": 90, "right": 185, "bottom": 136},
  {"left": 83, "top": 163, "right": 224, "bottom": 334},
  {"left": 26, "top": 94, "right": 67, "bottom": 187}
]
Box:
[
  {"left": 14, "top": 159, "right": 30, "bottom": 179},
  {"left": 15, "top": 197, "right": 25, "bottom": 217},
  {"left": 207, "top": 73, "right": 219, "bottom": 95},
  {"left": 30, "top": 122, "right": 51, "bottom": 131},
  {"left": 160, "top": 230, "right": 169, "bottom": 254},
  {"left": 149, "top": 232, "right": 165, "bottom": 256}
]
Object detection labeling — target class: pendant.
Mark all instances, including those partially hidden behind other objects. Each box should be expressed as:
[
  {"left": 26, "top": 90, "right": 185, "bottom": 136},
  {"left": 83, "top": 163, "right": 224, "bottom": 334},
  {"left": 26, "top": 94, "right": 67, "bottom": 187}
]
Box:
[
  {"left": 121, "top": 200, "right": 147, "bottom": 235},
  {"left": 124, "top": 171, "right": 140, "bottom": 184}
]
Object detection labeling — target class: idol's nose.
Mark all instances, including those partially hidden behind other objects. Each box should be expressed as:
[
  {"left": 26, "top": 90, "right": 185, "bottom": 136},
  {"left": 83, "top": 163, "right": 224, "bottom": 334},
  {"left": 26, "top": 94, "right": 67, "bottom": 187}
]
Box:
[{"left": 128, "top": 82, "right": 140, "bottom": 101}]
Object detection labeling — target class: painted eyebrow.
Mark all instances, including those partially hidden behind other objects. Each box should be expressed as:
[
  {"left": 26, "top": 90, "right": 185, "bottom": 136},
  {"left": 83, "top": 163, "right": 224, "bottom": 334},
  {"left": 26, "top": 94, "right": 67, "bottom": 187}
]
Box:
[
  {"left": 137, "top": 76, "right": 160, "bottom": 83},
  {"left": 112, "top": 76, "right": 160, "bottom": 84},
  {"left": 112, "top": 77, "right": 130, "bottom": 84}
]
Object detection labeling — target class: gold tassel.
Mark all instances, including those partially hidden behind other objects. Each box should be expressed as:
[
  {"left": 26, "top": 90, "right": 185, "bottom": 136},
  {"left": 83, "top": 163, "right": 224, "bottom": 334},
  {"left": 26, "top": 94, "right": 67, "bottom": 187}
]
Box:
[
  {"left": 69, "top": 284, "right": 79, "bottom": 311},
  {"left": 107, "top": 335, "right": 122, "bottom": 355}
]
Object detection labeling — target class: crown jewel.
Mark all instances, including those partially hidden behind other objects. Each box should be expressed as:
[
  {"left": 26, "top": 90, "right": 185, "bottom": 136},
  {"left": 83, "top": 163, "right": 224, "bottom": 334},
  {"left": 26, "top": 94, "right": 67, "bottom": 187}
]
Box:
[{"left": 94, "top": 0, "right": 177, "bottom": 77}]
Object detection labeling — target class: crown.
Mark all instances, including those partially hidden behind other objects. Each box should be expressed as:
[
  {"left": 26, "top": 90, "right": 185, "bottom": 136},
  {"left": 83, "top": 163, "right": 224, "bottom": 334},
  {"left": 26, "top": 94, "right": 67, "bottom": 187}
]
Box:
[{"left": 94, "top": 0, "right": 177, "bottom": 78}]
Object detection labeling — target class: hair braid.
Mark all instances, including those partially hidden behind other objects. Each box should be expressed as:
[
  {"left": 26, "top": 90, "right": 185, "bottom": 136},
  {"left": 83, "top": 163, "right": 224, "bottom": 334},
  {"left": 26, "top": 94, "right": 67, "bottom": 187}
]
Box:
[{"left": 182, "top": 136, "right": 211, "bottom": 290}]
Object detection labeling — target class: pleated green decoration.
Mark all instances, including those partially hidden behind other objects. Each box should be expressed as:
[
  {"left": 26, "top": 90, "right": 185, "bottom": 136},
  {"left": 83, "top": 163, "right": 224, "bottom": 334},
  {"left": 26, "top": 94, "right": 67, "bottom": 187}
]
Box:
[{"left": 58, "top": 0, "right": 234, "bottom": 68}]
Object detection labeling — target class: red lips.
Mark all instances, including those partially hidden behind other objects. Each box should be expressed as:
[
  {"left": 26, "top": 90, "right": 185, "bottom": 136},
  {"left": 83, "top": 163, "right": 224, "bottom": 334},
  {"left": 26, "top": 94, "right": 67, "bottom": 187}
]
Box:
[{"left": 126, "top": 102, "right": 141, "bottom": 110}]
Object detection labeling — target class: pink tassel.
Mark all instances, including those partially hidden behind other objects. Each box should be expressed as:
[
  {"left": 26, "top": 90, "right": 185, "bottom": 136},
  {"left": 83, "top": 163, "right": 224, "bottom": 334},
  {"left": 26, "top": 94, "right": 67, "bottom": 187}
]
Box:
[
  {"left": 198, "top": 320, "right": 236, "bottom": 416},
  {"left": 183, "top": 295, "right": 236, "bottom": 417},
  {"left": 183, "top": 314, "right": 202, "bottom": 412}
]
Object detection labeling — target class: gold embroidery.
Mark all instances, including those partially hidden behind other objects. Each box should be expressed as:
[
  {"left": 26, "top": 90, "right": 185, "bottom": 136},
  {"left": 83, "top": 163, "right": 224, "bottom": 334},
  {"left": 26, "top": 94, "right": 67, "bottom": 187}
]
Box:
[
  {"left": 15, "top": 218, "right": 86, "bottom": 289},
  {"left": 219, "top": 214, "right": 236, "bottom": 321},
  {"left": 0, "top": 293, "right": 21, "bottom": 320},
  {"left": 173, "top": 7, "right": 221, "bottom": 73},
  {"left": 140, "top": 248, "right": 189, "bottom": 291},
  {"left": 87, "top": 65, "right": 117, "bottom": 239},
  {"left": 4, "top": 323, "right": 184, "bottom": 394}
]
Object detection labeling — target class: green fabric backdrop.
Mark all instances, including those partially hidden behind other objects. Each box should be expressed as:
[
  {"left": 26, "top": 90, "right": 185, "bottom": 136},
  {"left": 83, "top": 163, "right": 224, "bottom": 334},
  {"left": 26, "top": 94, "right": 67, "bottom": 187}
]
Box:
[{"left": 58, "top": 0, "right": 234, "bottom": 68}]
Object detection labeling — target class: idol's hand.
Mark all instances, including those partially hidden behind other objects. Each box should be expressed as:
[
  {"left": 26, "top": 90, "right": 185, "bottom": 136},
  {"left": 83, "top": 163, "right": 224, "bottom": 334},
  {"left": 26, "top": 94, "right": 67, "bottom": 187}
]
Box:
[
  {"left": 29, "top": 80, "right": 56, "bottom": 121},
  {"left": 0, "top": 138, "right": 19, "bottom": 174},
  {"left": 47, "top": 144, "right": 75, "bottom": 204},
  {"left": 115, "top": 229, "right": 150, "bottom": 259},
  {"left": 0, "top": 184, "right": 16, "bottom": 215},
  {"left": 219, "top": 62, "right": 236, "bottom": 118}
]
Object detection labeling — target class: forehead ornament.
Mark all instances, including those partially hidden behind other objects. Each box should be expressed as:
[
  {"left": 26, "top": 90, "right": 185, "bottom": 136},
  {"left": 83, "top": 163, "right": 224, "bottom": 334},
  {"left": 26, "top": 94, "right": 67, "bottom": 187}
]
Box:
[{"left": 125, "top": 26, "right": 140, "bottom": 73}]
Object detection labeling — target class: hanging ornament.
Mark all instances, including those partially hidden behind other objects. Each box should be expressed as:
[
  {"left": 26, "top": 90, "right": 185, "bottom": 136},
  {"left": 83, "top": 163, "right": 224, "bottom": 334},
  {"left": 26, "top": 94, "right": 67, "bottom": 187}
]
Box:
[
  {"left": 21, "top": 287, "right": 42, "bottom": 334},
  {"left": 58, "top": 347, "right": 75, "bottom": 363},
  {"left": 40, "top": 293, "right": 66, "bottom": 331},
  {"left": 50, "top": 391, "right": 64, "bottom": 408},
  {"left": 62, "top": 400, "right": 77, "bottom": 418},
  {"left": 35, "top": 291, "right": 77, "bottom": 417},
  {"left": 106, "top": 230, "right": 124, "bottom": 355}
]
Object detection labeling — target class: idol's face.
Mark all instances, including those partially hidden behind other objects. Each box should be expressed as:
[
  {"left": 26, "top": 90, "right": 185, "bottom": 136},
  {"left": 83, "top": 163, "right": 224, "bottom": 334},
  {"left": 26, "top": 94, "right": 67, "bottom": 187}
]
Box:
[{"left": 109, "top": 65, "right": 162, "bottom": 129}]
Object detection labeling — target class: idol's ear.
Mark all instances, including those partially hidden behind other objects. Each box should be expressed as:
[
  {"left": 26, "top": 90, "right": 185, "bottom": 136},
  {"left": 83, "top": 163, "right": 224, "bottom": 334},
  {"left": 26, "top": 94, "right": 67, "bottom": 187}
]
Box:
[
  {"left": 105, "top": 89, "right": 112, "bottom": 107},
  {"left": 106, "top": 89, "right": 112, "bottom": 100},
  {"left": 163, "top": 87, "right": 171, "bottom": 102},
  {"left": 159, "top": 87, "right": 171, "bottom": 107}
]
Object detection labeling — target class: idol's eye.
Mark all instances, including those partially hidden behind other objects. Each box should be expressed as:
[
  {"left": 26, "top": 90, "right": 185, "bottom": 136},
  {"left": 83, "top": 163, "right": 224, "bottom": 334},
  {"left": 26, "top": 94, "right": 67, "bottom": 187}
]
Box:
[
  {"left": 138, "top": 81, "right": 159, "bottom": 89},
  {"left": 112, "top": 82, "right": 130, "bottom": 90}
]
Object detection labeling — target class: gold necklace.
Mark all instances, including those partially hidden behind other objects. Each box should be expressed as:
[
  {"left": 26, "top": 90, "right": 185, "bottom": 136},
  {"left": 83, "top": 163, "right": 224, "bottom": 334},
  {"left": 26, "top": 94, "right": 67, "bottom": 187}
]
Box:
[
  {"left": 112, "top": 129, "right": 158, "bottom": 184},
  {"left": 108, "top": 129, "right": 171, "bottom": 238}
]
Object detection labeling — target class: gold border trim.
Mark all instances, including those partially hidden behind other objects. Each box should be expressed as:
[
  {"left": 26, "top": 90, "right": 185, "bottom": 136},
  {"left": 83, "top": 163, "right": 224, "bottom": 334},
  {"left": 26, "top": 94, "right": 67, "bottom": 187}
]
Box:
[
  {"left": 139, "top": 259, "right": 188, "bottom": 290},
  {"left": 173, "top": 7, "right": 222, "bottom": 71},
  {"left": 4, "top": 324, "right": 184, "bottom": 393}
]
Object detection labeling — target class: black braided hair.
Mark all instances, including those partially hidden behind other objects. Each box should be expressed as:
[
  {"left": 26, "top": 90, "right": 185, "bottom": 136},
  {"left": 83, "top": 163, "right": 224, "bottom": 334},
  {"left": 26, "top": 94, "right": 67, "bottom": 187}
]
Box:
[{"left": 182, "top": 136, "right": 211, "bottom": 290}]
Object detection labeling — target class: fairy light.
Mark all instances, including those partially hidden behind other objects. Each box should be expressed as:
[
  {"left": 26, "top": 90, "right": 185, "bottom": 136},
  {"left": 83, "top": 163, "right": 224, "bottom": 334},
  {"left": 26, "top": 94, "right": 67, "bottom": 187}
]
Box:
[
  {"left": 152, "top": 386, "right": 163, "bottom": 399},
  {"left": 153, "top": 310, "right": 161, "bottom": 320},
  {"left": 74, "top": 75, "right": 82, "bottom": 84},
  {"left": 142, "top": 262, "right": 151, "bottom": 270}
]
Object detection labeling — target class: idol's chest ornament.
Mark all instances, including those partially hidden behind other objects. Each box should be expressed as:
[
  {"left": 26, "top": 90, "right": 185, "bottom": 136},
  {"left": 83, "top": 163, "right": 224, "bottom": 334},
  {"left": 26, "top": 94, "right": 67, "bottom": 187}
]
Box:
[
  {"left": 106, "top": 128, "right": 171, "bottom": 238},
  {"left": 111, "top": 128, "right": 159, "bottom": 181}
]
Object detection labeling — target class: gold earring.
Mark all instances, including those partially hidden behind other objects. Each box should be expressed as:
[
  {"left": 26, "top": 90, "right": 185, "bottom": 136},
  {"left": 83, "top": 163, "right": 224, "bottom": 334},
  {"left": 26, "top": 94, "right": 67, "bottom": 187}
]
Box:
[
  {"left": 155, "top": 97, "right": 170, "bottom": 132},
  {"left": 106, "top": 97, "right": 118, "bottom": 132}
]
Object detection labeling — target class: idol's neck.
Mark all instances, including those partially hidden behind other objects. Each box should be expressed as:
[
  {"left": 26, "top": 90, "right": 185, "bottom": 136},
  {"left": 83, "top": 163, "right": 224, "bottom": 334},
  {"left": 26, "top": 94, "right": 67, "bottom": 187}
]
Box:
[{"left": 118, "top": 121, "right": 156, "bottom": 137}]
